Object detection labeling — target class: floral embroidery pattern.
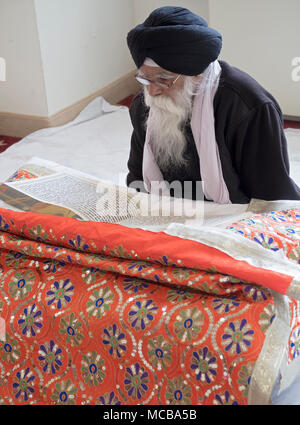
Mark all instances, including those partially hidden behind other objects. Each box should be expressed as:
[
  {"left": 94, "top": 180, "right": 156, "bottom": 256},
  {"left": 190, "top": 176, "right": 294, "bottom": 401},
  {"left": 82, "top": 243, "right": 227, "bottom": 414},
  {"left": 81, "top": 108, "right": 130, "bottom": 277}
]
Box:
[
  {"left": 0, "top": 333, "right": 21, "bottom": 363},
  {"left": 8, "top": 270, "right": 36, "bottom": 300},
  {"left": 0, "top": 207, "right": 299, "bottom": 405},
  {"left": 165, "top": 376, "right": 192, "bottom": 405},
  {"left": 147, "top": 335, "right": 172, "bottom": 370},
  {"left": 38, "top": 340, "right": 63, "bottom": 374},
  {"left": 12, "top": 368, "right": 35, "bottom": 402},
  {"left": 46, "top": 279, "right": 74, "bottom": 309},
  {"left": 122, "top": 278, "right": 149, "bottom": 293},
  {"left": 214, "top": 390, "right": 239, "bottom": 405},
  {"left": 51, "top": 379, "right": 77, "bottom": 405},
  {"left": 290, "top": 327, "right": 300, "bottom": 359},
  {"left": 173, "top": 307, "right": 204, "bottom": 342},
  {"left": 259, "top": 305, "right": 275, "bottom": 332},
  {"left": 124, "top": 363, "right": 149, "bottom": 401},
  {"left": 237, "top": 363, "right": 254, "bottom": 398},
  {"left": 243, "top": 285, "right": 270, "bottom": 302},
  {"left": 59, "top": 313, "right": 83, "bottom": 347},
  {"left": 212, "top": 296, "right": 240, "bottom": 314},
  {"left": 190, "top": 347, "right": 217, "bottom": 384},
  {"left": 97, "top": 391, "right": 121, "bottom": 405},
  {"left": 86, "top": 287, "right": 114, "bottom": 319},
  {"left": 102, "top": 324, "right": 127, "bottom": 359},
  {"left": 128, "top": 299, "right": 158, "bottom": 331},
  {"left": 68, "top": 235, "right": 89, "bottom": 251},
  {"left": 81, "top": 267, "right": 106, "bottom": 285},
  {"left": 253, "top": 233, "right": 280, "bottom": 251},
  {"left": 166, "top": 287, "right": 194, "bottom": 304},
  {"left": 81, "top": 351, "right": 106, "bottom": 387},
  {"left": 43, "top": 259, "right": 65, "bottom": 274},
  {"left": 17, "top": 303, "right": 43, "bottom": 337},
  {"left": 221, "top": 319, "right": 254, "bottom": 355},
  {"left": 5, "top": 251, "right": 25, "bottom": 268}
]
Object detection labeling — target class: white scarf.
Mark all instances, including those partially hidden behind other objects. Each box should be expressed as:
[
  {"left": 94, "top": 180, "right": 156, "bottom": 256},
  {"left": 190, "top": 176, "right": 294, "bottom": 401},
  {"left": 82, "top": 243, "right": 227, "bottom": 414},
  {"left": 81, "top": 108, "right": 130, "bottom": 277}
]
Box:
[{"left": 142, "top": 60, "right": 231, "bottom": 204}]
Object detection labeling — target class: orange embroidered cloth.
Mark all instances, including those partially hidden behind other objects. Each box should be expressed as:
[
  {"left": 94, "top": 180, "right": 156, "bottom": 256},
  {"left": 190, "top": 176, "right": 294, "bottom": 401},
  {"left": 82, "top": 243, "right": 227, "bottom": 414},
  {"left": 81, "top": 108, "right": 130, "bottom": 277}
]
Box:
[{"left": 0, "top": 207, "right": 299, "bottom": 405}]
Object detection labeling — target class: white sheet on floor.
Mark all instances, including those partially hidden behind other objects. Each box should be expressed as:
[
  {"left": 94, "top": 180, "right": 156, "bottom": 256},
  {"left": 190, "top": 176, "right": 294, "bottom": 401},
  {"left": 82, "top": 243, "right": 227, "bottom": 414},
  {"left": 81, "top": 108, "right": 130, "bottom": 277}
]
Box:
[{"left": 0, "top": 97, "right": 131, "bottom": 187}]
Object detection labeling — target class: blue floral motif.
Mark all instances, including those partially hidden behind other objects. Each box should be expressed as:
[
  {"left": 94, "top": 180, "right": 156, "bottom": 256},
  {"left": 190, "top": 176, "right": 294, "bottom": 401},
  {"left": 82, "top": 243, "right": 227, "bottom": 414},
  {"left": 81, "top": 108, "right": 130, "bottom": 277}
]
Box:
[
  {"left": 18, "top": 303, "right": 43, "bottom": 337},
  {"left": 243, "top": 285, "right": 269, "bottom": 302},
  {"left": 45, "top": 245, "right": 61, "bottom": 251},
  {"left": 46, "top": 279, "right": 74, "bottom": 309},
  {"left": 102, "top": 324, "right": 127, "bottom": 359},
  {"left": 127, "top": 262, "right": 149, "bottom": 272},
  {"left": 154, "top": 256, "right": 177, "bottom": 267},
  {"left": 122, "top": 278, "right": 149, "bottom": 293},
  {"left": 43, "top": 259, "right": 66, "bottom": 273},
  {"left": 68, "top": 235, "right": 89, "bottom": 251},
  {"left": 253, "top": 232, "right": 280, "bottom": 251},
  {"left": 128, "top": 299, "right": 158, "bottom": 331},
  {"left": 38, "top": 340, "right": 63, "bottom": 374},
  {"left": 214, "top": 390, "right": 239, "bottom": 405},
  {"left": 261, "top": 211, "right": 286, "bottom": 222},
  {"left": 243, "top": 219, "right": 256, "bottom": 226},
  {"left": 190, "top": 347, "right": 217, "bottom": 384},
  {"left": 124, "top": 363, "right": 149, "bottom": 401},
  {"left": 12, "top": 368, "right": 35, "bottom": 401},
  {"left": 290, "top": 327, "right": 300, "bottom": 359},
  {"left": 97, "top": 391, "right": 121, "bottom": 405},
  {"left": 212, "top": 296, "right": 240, "bottom": 314},
  {"left": 0, "top": 215, "right": 9, "bottom": 230},
  {"left": 227, "top": 226, "right": 245, "bottom": 236},
  {"left": 286, "top": 228, "right": 296, "bottom": 234},
  {"left": 222, "top": 319, "right": 254, "bottom": 355}
]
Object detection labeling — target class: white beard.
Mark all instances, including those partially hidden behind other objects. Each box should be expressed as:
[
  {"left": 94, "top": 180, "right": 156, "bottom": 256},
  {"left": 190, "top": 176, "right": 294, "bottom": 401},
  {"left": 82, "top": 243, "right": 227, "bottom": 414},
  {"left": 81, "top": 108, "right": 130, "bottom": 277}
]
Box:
[{"left": 143, "top": 77, "right": 195, "bottom": 171}]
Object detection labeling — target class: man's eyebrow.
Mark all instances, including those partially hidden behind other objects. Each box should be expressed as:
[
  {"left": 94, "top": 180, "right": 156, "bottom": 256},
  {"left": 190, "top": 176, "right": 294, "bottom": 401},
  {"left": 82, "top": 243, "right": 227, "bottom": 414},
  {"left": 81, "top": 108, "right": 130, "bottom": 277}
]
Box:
[{"left": 138, "top": 70, "right": 175, "bottom": 79}]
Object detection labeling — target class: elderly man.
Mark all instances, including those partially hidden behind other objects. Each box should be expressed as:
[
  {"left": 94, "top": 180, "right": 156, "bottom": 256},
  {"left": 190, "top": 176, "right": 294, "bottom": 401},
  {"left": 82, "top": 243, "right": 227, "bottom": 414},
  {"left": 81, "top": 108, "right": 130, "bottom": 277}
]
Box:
[{"left": 126, "top": 6, "right": 300, "bottom": 204}]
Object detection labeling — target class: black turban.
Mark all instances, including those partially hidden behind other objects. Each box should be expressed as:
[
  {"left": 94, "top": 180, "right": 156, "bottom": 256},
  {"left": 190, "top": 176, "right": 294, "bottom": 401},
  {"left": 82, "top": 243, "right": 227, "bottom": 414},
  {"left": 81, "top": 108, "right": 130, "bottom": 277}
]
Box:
[{"left": 127, "top": 6, "right": 222, "bottom": 76}]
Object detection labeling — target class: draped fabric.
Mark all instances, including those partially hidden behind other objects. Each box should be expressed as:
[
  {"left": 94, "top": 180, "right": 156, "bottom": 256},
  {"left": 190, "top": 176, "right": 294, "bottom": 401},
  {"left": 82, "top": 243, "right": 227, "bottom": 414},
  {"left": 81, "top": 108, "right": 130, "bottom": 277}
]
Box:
[{"left": 0, "top": 207, "right": 300, "bottom": 405}]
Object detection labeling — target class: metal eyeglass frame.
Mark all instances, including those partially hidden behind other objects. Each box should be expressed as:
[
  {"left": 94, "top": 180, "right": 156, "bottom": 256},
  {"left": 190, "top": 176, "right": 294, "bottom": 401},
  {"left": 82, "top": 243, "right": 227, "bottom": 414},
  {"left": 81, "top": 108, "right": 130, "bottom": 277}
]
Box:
[{"left": 135, "top": 73, "right": 181, "bottom": 89}]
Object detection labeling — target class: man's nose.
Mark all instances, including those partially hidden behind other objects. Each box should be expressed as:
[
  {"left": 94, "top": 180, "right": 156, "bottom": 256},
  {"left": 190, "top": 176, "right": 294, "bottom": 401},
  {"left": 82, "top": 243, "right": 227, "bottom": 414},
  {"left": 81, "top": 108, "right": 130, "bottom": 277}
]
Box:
[{"left": 147, "top": 82, "right": 163, "bottom": 96}]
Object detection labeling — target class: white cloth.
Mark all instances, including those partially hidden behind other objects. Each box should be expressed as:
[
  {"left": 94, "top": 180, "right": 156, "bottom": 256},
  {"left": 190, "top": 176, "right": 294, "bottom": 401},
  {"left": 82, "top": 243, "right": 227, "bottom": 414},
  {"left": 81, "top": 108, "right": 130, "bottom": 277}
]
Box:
[
  {"left": 190, "top": 60, "right": 231, "bottom": 203},
  {"left": 142, "top": 60, "right": 231, "bottom": 204},
  {"left": 144, "top": 57, "right": 160, "bottom": 67}
]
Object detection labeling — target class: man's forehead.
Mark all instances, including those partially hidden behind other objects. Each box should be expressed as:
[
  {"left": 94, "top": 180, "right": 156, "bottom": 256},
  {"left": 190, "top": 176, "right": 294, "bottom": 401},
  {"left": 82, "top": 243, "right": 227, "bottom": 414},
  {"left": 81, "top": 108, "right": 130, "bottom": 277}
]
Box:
[{"left": 139, "top": 64, "right": 176, "bottom": 77}]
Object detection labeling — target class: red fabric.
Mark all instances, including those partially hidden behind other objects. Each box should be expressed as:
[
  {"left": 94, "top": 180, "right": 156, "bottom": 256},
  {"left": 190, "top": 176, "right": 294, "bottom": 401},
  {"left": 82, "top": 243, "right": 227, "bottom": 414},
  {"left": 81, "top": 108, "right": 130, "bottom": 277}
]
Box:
[
  {"left": 0, "top": 208, "right": 299, "bottom": 405},
  {"left": 0, "top": 136, "right": 21, "bottom": 154},
  {"left": 0, "top": 208, "right": 294, "bottom": 295}
]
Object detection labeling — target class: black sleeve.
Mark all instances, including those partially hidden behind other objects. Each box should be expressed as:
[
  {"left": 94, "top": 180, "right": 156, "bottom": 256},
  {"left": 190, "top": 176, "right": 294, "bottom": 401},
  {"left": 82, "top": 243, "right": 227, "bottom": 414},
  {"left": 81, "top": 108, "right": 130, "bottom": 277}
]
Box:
[
  {"left": 235, "top": 102, "right": 300, "bottom": 201},
  {"left": 126, "top": 92, "right": 148, "bottom": 192}
]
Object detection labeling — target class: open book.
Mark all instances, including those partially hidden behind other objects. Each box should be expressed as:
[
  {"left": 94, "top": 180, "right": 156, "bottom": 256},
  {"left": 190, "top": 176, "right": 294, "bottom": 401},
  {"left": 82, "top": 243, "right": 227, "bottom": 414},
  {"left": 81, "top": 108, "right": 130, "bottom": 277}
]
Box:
[
  {"left": 0, "top": 157, "right": 141, "bottom": 222},
  {"left": 0, "top": 157, "right": 207, "bottom": 229}
]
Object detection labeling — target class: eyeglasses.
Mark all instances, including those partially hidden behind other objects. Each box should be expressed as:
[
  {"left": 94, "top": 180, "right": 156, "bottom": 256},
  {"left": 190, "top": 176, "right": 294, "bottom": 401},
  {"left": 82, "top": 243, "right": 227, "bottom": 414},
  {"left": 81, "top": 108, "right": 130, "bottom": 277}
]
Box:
[{"left": 135, "top": 73, "right": 181, "bottom": 89}]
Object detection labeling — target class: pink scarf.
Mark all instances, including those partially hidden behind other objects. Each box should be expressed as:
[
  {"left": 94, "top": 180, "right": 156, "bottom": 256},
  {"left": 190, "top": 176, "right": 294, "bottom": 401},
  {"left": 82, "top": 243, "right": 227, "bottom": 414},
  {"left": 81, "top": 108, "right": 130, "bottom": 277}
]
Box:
[{"left": 142, "top": 60, "right": 231, "bottom": 204}]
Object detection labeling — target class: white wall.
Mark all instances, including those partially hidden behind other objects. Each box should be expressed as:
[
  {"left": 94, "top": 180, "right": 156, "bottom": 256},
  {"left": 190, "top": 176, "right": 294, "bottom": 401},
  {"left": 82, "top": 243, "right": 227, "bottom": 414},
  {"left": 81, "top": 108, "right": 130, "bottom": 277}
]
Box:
[
  {"left": 209, "top": 0, "right": 300, "bottom": 116},
  {"left": 0, "top": 0, "right": 48, "bottom": 116},
  {"left": 1, "top": 0, "right": 299, "bottom": 118},
  {"left": 133, "top": 0, "right": 209, "bottom": 26},
  {"left": 34, "top": 0, "right": 134, "bottom": 116}
]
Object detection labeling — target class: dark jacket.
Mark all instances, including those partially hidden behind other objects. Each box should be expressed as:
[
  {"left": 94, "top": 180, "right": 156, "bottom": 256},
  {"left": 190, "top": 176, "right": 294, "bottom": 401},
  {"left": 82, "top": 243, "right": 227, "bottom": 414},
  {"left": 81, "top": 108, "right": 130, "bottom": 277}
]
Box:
[{"left": 127, "top": 60, "right": 300, "bottom": 203}]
